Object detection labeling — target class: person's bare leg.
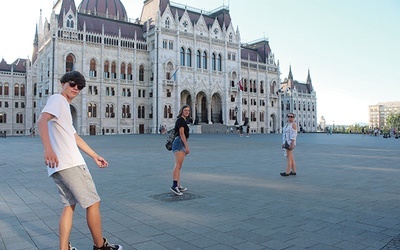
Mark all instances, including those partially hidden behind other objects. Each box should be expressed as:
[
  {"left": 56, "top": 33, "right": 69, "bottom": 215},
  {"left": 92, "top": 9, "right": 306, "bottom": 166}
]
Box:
[
  {"left": 291, "top": 152, "right": 297, "bottom": 173},
  {"left": 59, "top": 205, "right": 75, "bottom": 250},
  {"left": 285, "top": 150, "right": 293, "bottom": 174},
  {"left": 173, "top": 152, "right": 185, "bottom": 186},
  {"left": 87, "top": 201, "right": 104, "bottom": 248}
]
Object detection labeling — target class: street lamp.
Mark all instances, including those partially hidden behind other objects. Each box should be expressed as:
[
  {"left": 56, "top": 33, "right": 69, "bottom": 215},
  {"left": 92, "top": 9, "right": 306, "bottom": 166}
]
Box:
[{"left": 234, "top": 106, "right": 238, "bottom": 125}]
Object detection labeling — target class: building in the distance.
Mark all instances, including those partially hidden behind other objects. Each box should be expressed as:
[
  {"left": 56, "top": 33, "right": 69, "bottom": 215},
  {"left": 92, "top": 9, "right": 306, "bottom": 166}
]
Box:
[
  {"left": 0, "top": 0, "right": 286, "bottom": 136},
  {"left": 0, "top": 58, "right": 33, "bottom": 136},
  {"left": 279, "top": 66, "right": 317, "bottom": 132},
  {"left": 369, "top": 101, "right": 400, "bottom": 129}
]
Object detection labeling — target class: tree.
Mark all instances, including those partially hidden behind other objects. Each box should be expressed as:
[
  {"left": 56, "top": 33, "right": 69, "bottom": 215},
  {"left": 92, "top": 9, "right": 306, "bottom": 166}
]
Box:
[{"left": 386, "top": 112, "right": 400, "bottom": 131}]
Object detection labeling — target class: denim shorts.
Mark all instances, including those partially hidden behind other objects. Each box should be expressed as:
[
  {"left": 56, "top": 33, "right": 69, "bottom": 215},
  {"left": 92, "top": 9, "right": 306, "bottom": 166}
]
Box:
[
  {"left": 52, "top": 165, "right": 101, "bottom": 209},
  {"left": 172, "top": 136, "right": 186, "bottom": 153}
]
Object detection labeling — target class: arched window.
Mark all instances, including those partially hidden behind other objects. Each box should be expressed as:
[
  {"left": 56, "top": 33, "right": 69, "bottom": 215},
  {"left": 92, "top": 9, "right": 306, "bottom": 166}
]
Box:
[
  {"left": 122, "top": 104, "right": 131, "bottom": 118},
  {"left": 139, "top": 65, "right": 144, "bottom": 81},
  {"left": 89, "top": 59, "right": 97, "bottom": 77},
  {"left": 180, "top": 47, "right": 185, "bottom": 66},
  {"left": 260, "top": 112, "right": 265, "bottom": 122},
  {"left": 212, "top": 53, "right": 216, "bottom": 71},
  {"left": 229, "top": 33, "right": 233, "bottom": 42},
  {"left": 120, "top": 62, "right": 126, "bottom": 79},
  {"left": 164, "top": 105, "right": 168, "bottom": 118},
  {"left": 87, "top": 103, "right": 97, "bottom": 118},
  {"left": 0, "top": 113, "right": 6, "bottom": 123},
  {"left": 4, "top": 83, "right": 9, "bottom": 96},
  {"left": 105, "top": 104, "right": 115, "bottom": 118},
  {"left": 0, "top": 83, "right": 2, "bottom": 95},
  {"left": 202, "top": 51, "right": 207, "bottom": 69},
  {"left": 138, "top": 106, "right": 145, "bottom": 118},
  {"left": 127, "top": 63, "right": 133, "bottom": 80},
  {"left": 66, "top": 54, "right": 74, "bottom": 72},
  {"left": 14, "top": 84, "right": 19, "bottom": 96},
  {"left": 104, "top": 61, "right": 110, "bottom": 78},
  {"left": 165, "top": 18, "right": 170, "bottom": 28},
  {"left": 260, "top": 81, "right": 264, "bottom": 94},
  {"left": 16, "top": 113, "right": 23, "bottom": 123},
  {"left": 186, "top": 48, "right": 192, "bottom": 67},
  {"left": 111, "top": 61, "right": 117, "bottom": 79},
  {"left": 66, "top": 14, "right": 74, "bottom": 28},
  {"left": 196, "top": 50, "right": 201, "bottom": 68},
  {"left": 217, "top": 54, "right": 222, "bottom": 71}
]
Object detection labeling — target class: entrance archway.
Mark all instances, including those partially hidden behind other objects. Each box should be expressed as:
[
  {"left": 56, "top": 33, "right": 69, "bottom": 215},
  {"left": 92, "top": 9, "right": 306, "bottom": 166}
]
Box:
[
  {"left": 211, "top": 93, "right": 222, "bottom": 123},
  {"left": 196, "top": 92, "right": 207, "bottom": 123},
  {"left": 270, "top": 113, "right": 277, "bottom": 133}
]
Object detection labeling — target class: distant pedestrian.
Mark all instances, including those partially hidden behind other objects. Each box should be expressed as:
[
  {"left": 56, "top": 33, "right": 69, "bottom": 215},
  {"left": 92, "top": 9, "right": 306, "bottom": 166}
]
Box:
[
  {"left": 239, "top": 126, "right": 244, "bottom": 137},
  {"left": 37, "top": 71, "right": 122, "bottom": 250},
  {"left": 170, "top": 105, "right": 191, "bottom": 196},
  {"left": 281, "top": 113, "right": 298, "bottom": 177}
]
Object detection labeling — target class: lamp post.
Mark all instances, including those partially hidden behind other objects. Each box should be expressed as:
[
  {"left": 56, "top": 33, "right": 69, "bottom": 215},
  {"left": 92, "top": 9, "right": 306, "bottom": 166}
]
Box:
[
  {"left": 52, "top": 33, "right": 55, "bottom": 95},
  {"left": 234, "top": 106, "right": 238, "bottom": 125}
]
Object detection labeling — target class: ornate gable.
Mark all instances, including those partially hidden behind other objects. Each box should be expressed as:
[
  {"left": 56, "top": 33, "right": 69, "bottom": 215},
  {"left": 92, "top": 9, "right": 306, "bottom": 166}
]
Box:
[
  {"left": 195, "top": 15, "right": 208, "bottom": 37},
  {"left": 179, "top": 10, "right": 193, "bottom": 33}
]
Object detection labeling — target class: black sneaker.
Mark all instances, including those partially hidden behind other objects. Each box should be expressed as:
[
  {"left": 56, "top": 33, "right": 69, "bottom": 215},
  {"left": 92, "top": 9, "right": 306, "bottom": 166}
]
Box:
[
  {"left": 93, "top": 238, "right": 122, "bottom": 250},
  {"left": 170, "top": 186, "right": 183, "bottom": 196},
  {"left": 289, "top": 172, "right": 297, "bottom": 176},
  {"left": 280, "top": 172, "right": 290, "bottom": 176},
  {"left": 69, "top": 242, "right": 77, "bottom": 250}
]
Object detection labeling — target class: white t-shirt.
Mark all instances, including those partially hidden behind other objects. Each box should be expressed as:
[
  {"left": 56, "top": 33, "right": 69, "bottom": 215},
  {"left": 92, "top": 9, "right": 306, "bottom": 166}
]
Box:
[{"left": 41, "top": 94, "right": 86, "bottom": 176}]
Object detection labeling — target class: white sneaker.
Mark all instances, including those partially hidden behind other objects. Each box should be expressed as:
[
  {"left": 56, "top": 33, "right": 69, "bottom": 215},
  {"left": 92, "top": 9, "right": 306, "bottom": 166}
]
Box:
[
  {"left": 178, "top": 186, "right": 187, "bottom": 192},
  {"left": 170, "top": 186, "right": 183, "bottom": 196}
]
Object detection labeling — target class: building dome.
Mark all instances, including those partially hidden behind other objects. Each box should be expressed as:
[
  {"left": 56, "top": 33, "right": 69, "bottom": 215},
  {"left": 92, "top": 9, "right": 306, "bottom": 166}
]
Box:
[{"left": 78, "top": 0, "right": 128, "bottom": 21}]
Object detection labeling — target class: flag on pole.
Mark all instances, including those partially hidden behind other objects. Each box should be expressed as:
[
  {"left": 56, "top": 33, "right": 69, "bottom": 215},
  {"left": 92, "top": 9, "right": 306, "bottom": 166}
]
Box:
[
  {"left": 238, "top": 79, "right": 243, "bottom": 91},
  {"left": 170, "top": 67, "right": 180, "bottom": 81}
]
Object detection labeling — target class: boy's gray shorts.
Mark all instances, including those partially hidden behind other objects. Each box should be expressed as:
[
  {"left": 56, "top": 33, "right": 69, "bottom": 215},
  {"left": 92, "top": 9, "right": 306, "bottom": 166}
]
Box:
[{"left": 52, "top": 165, "right": 100, "bottom": 209}]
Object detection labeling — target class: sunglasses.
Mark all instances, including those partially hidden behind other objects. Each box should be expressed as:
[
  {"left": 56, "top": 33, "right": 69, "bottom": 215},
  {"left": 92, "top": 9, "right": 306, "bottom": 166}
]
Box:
[
  {"left": 69, "top": 81, "right": 85, "bottom": 90},
  {"left": 287, "top": 115, "right": 294, "bottom": 118}
]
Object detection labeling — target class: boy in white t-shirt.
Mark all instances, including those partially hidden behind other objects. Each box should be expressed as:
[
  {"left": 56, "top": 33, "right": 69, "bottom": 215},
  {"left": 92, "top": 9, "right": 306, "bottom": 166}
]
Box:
[{"left": 37, "top": 71, "right": 122, "bottom": 250}]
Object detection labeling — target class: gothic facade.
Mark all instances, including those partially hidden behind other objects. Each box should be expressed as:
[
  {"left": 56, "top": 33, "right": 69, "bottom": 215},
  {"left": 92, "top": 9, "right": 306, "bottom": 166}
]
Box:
[
  {"left": 280, "top": 67, "right": 317, "bottom": 132},
  {"left": 0, "top": 0, "right": 286, "bottom": 136}
]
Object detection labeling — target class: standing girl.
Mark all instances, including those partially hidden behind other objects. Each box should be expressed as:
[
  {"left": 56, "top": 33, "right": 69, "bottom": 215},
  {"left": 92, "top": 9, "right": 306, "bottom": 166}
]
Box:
[
  {"left": 170, "top": 105, "right": 191, "bottom": 195},
  {"left": 281, "top": 113, "right": 298, "bottom": 176}
]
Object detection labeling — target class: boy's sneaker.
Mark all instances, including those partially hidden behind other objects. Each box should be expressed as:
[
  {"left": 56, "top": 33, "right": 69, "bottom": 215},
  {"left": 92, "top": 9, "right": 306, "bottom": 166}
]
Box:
[
  {"left": 178, "top": 186, "right": 187, "bottom": 192},
  {"left": 93, "top": 238, "right": 122, "bottom": 250},
  {"left": 170, "top": 186, "right": 183, "bottom": 196},
  {"left": 69, "top": 242, "right": 77, "bottom": 250}
]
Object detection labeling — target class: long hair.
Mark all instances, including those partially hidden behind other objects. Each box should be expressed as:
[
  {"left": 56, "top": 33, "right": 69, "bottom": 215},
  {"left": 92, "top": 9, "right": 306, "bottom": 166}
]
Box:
[{"left": 177, "top": 104, "right": 190, "bottom": 119}]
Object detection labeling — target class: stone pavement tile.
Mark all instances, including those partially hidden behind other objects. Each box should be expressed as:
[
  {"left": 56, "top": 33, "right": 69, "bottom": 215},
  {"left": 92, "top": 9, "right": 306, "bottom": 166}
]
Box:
[
  {"left": 31, "top": 233, "right": 59, "bottom": 249},
  {"left": 185, "top": 237, "right": 220, "bottom": 249},
  {"left": 232, "top": 241, "right": 266, "bottom": 250},
  {"left": 1, "top": 134, "right": 400, "bottom": 249},
  {"left": 154, "top": 239, "right": 195, "bottom": 250},
  {"left": 203, "top": 244, "right": 236, "bottom": 250}
]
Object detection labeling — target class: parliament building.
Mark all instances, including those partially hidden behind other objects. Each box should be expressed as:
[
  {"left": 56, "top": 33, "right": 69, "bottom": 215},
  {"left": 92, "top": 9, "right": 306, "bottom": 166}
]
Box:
[{"left": 0, "top": 0, "right": 317, "bottom": 136}]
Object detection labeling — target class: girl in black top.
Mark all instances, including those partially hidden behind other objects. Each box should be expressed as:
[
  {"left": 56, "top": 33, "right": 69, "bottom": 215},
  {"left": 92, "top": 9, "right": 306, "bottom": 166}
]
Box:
[{"left": 170, "top": 105, "right": 190, "bottom": 195}]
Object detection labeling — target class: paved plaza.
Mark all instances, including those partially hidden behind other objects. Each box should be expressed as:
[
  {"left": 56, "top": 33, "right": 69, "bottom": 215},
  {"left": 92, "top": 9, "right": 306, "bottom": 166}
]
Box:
[{"left": 0, "top": 132, "right": 399, "bottom": 250}]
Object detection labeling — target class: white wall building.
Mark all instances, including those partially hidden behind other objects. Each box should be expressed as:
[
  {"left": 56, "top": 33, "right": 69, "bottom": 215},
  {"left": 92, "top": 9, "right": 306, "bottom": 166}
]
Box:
[
  {"left": 279, "top": 67, "right": 317, "bottom": 132},
  {"left": 0, "top": 0, "right": 306, "bottom": 136}
]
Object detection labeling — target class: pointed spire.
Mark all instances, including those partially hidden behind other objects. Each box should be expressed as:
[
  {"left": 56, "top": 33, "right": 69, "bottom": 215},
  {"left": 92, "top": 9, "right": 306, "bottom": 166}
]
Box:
[
  {"left": 288, "top": 65, "right": 293, "bottom": 80},
  {"left": 31, "top": 24, "right": 39, "bottom": 63},
  {"left": 307, "top": 68, "right": 312, "bottom": 83},
  {"left": 307, "top": 68, "right": 313, "bottom": 92}
]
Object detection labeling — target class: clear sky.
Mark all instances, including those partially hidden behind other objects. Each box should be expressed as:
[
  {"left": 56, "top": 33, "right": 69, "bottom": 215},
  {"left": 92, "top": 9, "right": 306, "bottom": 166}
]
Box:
[{"left": 1, "top": 0, "right": 399, "bottom": 125}]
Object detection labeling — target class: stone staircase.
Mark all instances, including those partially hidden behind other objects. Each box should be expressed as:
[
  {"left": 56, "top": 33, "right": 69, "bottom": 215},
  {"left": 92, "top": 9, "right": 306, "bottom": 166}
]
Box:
[{"left": 200, "top": 123, "right": 228, "bottom": 134}]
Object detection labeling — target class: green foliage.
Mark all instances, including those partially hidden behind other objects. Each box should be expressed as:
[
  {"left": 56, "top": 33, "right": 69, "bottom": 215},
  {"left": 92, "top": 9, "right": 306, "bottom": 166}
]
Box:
[{"left": 386, "top": 112, "right": 400, "bottom": 130}]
